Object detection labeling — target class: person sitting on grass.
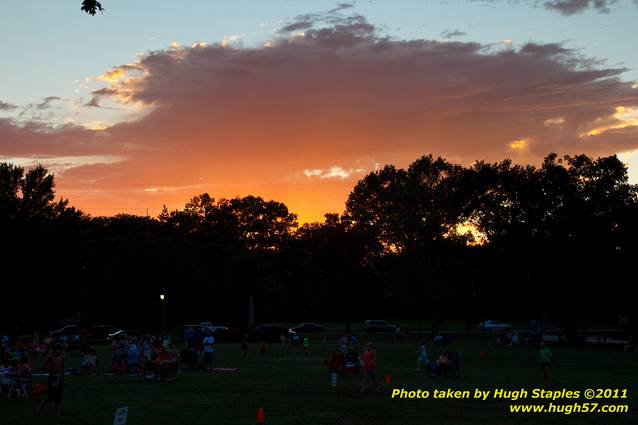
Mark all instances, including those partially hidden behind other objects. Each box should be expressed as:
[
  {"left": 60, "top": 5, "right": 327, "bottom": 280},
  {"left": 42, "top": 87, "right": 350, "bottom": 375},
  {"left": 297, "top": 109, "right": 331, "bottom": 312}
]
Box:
[
  {"left": 140, "top": 354, "right": 158, "bottom": 380},
  {"left": 112, "top": 357, "right": 127, "bottom": 375},
  {"left": 12, "top": 356, "right": 32, "bottom": 379},
  {"left": 344, "top": 343, "right": 359, "bottom": 372},
  {"left": 138, "top": 354, "right": 148, "bottom": 374},
  {"left": 81, "top": 349, "right": 97, "bottom": 375},
  {"left": 339, "top": 339, "right": 348, "bottom": 356},
  {"left": 141, "top": 344, "right": 168, "bottom": 381},
  {"left": 15, "top": 339, "right": 25, "bottom": 356},
  {"left": 0, "top": 361, "right": 11, "bottom": 396},
  {"left": 9, "top": 356, "right": 32, "bottom": 397},
  {"left": 429, "top": 350, "right": 456, "bottom": 377},
  {"left": 158, "top": 346, "right": 179, "bottom": 381}
]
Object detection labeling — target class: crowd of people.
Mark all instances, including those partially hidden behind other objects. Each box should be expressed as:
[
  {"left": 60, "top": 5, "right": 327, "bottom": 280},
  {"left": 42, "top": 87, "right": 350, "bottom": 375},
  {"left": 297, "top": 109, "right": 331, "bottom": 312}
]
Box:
[
  {"left": 0, "top": 354, "right": 33, "bottom": 398},
  {"left": 1, "top": 332, "right": 68, "bottom": 416},
  {"left": 181, "top": 328, "right": 217, "bottom": 370},
  {"left": 110, "top": 334, "right": 179, "bottom": 380},
  {"left": 0, "top": 332, "right": 66, "bottom": 400},
  {"left": 1, "top": 323, "right": 562, "bottom": 418}
]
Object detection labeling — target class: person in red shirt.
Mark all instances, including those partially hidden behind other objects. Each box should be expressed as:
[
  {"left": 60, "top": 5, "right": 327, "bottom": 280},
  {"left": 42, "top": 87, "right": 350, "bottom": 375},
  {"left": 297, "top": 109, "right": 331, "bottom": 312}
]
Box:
[{"left": 359, "top": 342, "right": 378, "bottom": 391}]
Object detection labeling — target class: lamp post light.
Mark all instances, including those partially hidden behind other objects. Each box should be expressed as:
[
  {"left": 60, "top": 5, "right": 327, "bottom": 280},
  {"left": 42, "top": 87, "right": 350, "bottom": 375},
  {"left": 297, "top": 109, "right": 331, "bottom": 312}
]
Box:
[{"left": 160, "top": 289, "right": 167, "bottom": 335}]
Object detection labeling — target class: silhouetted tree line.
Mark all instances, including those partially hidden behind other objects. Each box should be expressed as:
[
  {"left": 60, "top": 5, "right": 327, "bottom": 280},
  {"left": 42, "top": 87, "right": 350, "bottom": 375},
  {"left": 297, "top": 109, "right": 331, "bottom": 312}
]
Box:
[{"left": 1, "top": 153, "right": 636, "bottom": 338}]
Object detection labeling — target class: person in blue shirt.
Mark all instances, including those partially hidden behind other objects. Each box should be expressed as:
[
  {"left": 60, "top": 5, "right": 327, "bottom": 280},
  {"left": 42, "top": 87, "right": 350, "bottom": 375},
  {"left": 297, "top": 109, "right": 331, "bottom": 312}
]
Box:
[
  {"left": 127, "top": 341, "right": 140, "bottom": 373},
  {"left": 416, "top": 340, "right": 430, "bottom": 372},
  {"left": 203, "top": 332, "right": 215, "bottom": 371}
]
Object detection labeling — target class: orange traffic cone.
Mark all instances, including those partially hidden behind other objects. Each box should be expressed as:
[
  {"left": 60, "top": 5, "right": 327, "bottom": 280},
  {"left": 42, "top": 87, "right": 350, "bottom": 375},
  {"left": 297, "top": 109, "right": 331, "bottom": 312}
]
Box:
[
  {"left": 385, "top": 373, "right": 391, "bottom": 384},
  {"left": 256, "top": 407, "right": 265, "bottom": 424}
]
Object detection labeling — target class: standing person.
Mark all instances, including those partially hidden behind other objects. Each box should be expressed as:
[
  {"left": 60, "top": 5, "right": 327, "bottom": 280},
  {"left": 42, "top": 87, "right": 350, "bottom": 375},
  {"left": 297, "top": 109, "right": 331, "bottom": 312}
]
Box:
[
  {"left": 110, "top": 338, "right": 120, "bottom": 369},
  {"left": 81, "top": 349, "right": 97, "bottom": 375},
  {"left": 0, "top": 333, "right": 8, "bottom": 362},
  {"left": 279, "top": 333, "right": 288, "bottom": 357},
  {"left": 241, "top": 334, "right": 248, "bottom": 358},
  {"left": 511, "top": 332, "right": 520, "bottom": 345},
  {"left": 416, "top": 340, "right": 430, "bottom": 372},
  {"left": 303, "top": 336, "right": 310, "bottom": 357},
  {"left": 37, "top": 344, "right": 65, "bottom": 417},
  {"left": 540, "top": 341, "right": 552, "bottom": 386},
  {"left": 202, "top": 332, "right": 215, "bottom": 371},
  {"left": 184, "top": 326, "right": 195, "bottom": 348},
  {"left": 359, "top": 342, "right": 378, "bottom": 391},
  {"left": 260, "top": 340, "right": 267, "bottom": 357},
  {"left": 127, "top": 340, "right": 140, "bottom": 374}
]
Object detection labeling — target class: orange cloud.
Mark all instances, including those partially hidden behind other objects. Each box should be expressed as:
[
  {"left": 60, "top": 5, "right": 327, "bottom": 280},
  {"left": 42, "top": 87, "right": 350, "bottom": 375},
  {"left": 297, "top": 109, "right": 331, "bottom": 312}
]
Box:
[{"left": 2, "top": 16, "right": 638, "bottom": 223}]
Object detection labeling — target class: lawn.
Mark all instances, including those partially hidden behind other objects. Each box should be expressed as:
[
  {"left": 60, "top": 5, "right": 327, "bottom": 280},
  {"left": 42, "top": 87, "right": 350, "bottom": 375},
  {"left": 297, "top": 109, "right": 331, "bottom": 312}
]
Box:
[{"left": 2, "top": 329, "right": 637, "bottom": 425}]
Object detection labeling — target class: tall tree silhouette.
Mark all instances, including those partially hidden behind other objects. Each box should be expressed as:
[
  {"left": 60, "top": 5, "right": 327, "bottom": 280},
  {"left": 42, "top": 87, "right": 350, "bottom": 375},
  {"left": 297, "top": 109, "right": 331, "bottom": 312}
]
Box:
[{"left": 345, "top": 155, "right": 473, "bottom": 334}]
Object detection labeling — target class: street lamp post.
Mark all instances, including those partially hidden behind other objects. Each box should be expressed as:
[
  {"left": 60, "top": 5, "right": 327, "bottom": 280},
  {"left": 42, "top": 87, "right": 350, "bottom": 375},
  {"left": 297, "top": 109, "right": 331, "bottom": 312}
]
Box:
[{"left": 160, "top": 289, "right": 166, "bottom": 335}]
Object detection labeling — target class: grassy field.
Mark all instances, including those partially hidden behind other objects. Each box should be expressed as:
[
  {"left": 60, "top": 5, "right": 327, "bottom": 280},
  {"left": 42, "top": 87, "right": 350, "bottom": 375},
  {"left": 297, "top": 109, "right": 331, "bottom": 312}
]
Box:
[{"left": 2, "top": 328, "right": 637, "bottom": 425}]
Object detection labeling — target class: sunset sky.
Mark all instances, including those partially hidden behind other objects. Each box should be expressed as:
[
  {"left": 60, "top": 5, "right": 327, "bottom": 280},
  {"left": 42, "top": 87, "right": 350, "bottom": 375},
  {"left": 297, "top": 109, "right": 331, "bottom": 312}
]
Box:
[{"left": 1, "top": 0, "right": 638, "bottom": 223}]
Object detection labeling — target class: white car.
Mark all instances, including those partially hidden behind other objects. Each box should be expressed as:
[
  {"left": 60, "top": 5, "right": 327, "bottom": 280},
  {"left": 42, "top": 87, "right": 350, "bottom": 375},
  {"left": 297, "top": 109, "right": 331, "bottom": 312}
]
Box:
[
  {"left": 478, "top": 320, "right": 512, "bottom": 331},
  {"left": 199, "top": 322, "right": 228, "bottom": 333}
]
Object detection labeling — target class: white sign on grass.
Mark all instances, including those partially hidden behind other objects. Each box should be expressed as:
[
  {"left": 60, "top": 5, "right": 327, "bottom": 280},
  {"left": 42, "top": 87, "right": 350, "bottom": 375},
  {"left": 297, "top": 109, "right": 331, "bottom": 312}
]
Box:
[{"left": 113, "top": 406, "right": 129, "bottom": 425}]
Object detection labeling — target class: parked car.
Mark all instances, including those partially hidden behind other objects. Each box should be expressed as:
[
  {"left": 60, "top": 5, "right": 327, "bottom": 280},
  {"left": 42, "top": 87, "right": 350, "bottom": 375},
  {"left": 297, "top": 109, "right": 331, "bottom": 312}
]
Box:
[
  {"left": 199, "top": 322, "right": 229, "bottom": 334},
  {"left": 478, "top": 320, "right": 512, "bottom": 331},
  {"left": 363, "top": 320, "right": 398, "bottom": 333},
  {"left": 290, "top": 323, "right": 323, "bottom": 335},
  {"left": 88, "top": 325, "right": 121, "bottom": 340},
  {"left": 183, "top": 323, "right": 235, "bottom": 343},
  {"left": 107, "top": 329, "right": 140, "bottom": 341},
  {"left": 249, "top": 324, "right": 294, "bottom": 342},
  {"left": 50, "top": 325, "right": 81, "bottom": 337}
]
